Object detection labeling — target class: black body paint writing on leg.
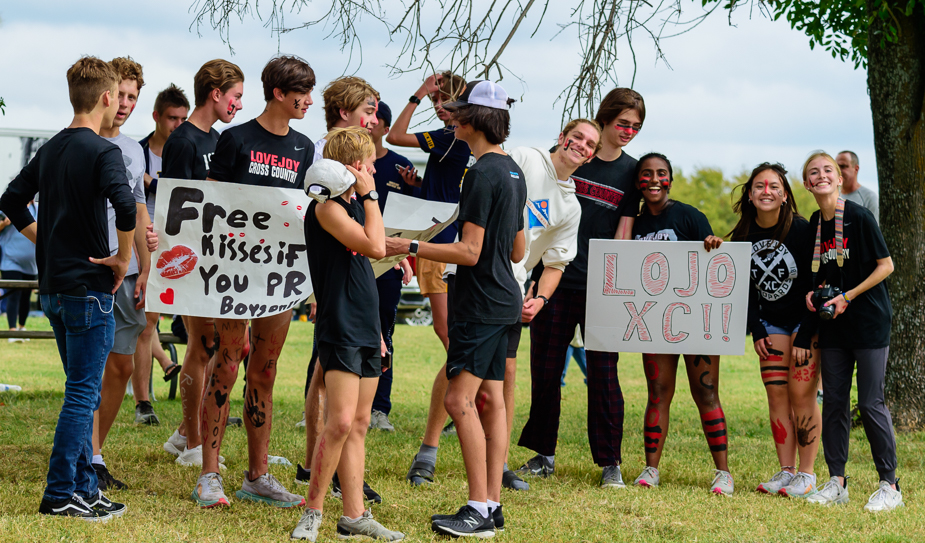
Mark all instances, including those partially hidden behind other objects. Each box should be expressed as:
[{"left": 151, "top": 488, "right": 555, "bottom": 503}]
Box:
[
  {"left": 202, "top": 334, "right": 217, "bottom": 358},
  {"left": 245, "top": 388, "right": 267, "bottom": 427},
  {"left": 699, "top": 371, "right": 715, "bottom": 390},
  {"left": 693, "top": 355, "right": 711, "bottom": 368}
]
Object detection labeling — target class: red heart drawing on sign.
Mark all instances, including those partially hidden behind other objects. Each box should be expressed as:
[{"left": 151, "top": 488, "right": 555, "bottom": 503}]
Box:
[{"left": 160, "top": 288, "right": 175, "bottom": 305}]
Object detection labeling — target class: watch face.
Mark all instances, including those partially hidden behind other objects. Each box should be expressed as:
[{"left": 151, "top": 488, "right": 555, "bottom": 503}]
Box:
[{"left": 369, "top": 190, "right": 379, "bottom": 200}]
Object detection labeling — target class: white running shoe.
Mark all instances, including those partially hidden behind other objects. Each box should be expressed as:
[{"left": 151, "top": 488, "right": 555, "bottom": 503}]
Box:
[
  {"left": 710, "top": 470, "right": 734, "bottom": 496},
  {"left": 864, "top": 480, "right": 904, "bottom": 512},
  {"left": 634, "top": 466, "right": 660, "bottom": 488},
  {"left": 164, "top": 429, "right": 187, "bottom": 457},
  {"left": 337, "top": 510, "right": 404, "bottom": 541},
  {"left": 236, "top": 470, "right": 305, "bottom": 508},
  {"left": 291, "top": 508, "right": 322, "bottom": 541},
  {"left": 191, "top": 472, "right": 230, "bottom": 508},
  {"left": 756, "top": 469, "right": 794, "bottom": 494},
  {"left": 175, "top": 445, "right": 225, "bottom": 469},
  {"left": 807, "top": 476, "right": 850, "bottom": 506},
  {"left": 295, "top": 412, "right": 306, "bottom": 428},
  {"left": 779, "top": 472, "right": 817, "bottom": 498}
]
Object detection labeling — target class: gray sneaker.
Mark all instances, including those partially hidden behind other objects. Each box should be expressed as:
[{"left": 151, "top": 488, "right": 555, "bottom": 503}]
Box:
[
  {"left": 807, "top": 476, "right": 849, "bottom": 506},
  {"left": 756, "top": 469, "right": 794, "bottom": 494},
  {"left": 191, "top": 472, "right": 230, "bottom": 508},
  {"left": 236, "top": 470, "right": 305, "bottom": 508},
  {"left": 291, "top": 508, "right": 322, "bottom": 541},
  {"left": 710, "top": 470, "right": 734, "bottom": 496},
  {"left": 337, "top": 509, "right": 405, "bottom": 541},
  {"left": 600, "top": 465, "right": 626, "bottom": 488},
  {"left": 864, "top": 480, "right": 904, "bottom": 512},
  {"left": 779, "top": 472, "right": 818, "bottom": 498},
  {"left": 633, "top": 466, "right": 660, "bottom": 488},
  {"left": 134, "top": 401, "right": 160, "bottom": 425},
  {"left": 515, "top": 455, "right": 555, "bottom": 478},
  {"left": 369, "top": 410, "right": 395, "bottom": 432}
]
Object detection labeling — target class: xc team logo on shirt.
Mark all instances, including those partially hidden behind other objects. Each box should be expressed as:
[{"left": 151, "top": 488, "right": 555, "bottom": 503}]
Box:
[
  {"left": 527, "top": 199, "right": 550, "bottom": 229},
  {"left": 751, "top": 239, "right": 798, "bottom": 302}
]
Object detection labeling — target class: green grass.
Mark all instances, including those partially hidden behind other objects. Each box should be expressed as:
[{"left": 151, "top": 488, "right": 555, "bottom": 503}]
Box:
[{"left": 1, "top": 317, "right": 923, "bottom": 542}]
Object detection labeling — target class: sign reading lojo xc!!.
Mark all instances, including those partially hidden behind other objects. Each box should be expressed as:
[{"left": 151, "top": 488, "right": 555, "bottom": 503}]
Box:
[
  {"left": 584, "top": 240, "right": 751, "bottom": 356},
  {"left": 146, "top": 178, "right": 314, "bottom": 319}
]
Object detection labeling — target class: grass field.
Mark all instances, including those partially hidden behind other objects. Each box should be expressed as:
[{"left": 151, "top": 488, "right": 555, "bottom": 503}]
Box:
[{"left": 1, "top": 316, "right": 923, "bottom": 542}]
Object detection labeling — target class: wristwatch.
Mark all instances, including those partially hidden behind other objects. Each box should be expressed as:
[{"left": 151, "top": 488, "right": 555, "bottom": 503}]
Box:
[
  {"left": 536, "top": 295, "right": 550, "bottom": 307},
  {"left": 358, "top": 190, "right": 379, "bottom": 203},
  {"left": 409, "top": 240, "right": 419, "bottom": 256},
  {"left": 409, "top": 95, "right": 422, "bottom": 105}
]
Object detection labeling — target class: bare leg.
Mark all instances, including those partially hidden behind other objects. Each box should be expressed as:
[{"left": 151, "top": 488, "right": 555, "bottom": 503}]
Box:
[
  {"left": 444, "top": 370, "right": 493, "bottom": 503},
  {"left": 303, "top": 359, "right": 326, "bottom": 467},
  {"left": 200, "top": 319, "right": 245, "bottom": 475},
  {"left": 94, "top": 352, "right": 135, "bottom": 454},
  {"left": 683, "top": 354, "right": 728, "bottom": 472},
  {"left": 421, "top": 366, "right": 450, "bottom": 447},
  {"left": 502, "top": 357, "right": 516, "bottom": 464},
  {"left": 477, "top": 379, "right": 507, "bottom": 503},
  {"left": 178, "top": 316, "right": 216, "bottom": 447},
  {"left": 429, "top": 293, "right": 450, "bottom": 351},
  {"left": 337, "top": 377, "right": 378, "bottom": 518},
  {"left": 641, "top": 354, "right": 679, "bottom": 469},
  {"left": 307, "top": 370, "right": 361, "bottom": 512},
  {"left": 759, "top": 335, "right": 798, "bottom": 473},
  {"left": 789, "top": 334, "right": 821, "bottom": 474},
  {"left": 132, "top": 312, "right": 159, "bottom": 404}
]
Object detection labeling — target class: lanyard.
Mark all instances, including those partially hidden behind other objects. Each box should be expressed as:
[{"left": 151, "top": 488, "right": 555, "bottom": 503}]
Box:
[{"left": 812, "top": 197, "right": 845, "bottom": 273}]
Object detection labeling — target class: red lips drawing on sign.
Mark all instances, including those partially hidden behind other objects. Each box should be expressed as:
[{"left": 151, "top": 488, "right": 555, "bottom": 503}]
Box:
[{"left": 157, "top": 245, "right": 198, "bottom": 280}]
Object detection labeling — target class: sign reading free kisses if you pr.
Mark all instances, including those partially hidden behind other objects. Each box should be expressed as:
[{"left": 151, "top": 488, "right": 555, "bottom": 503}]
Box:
[{"left": 584, "top": 240, "right": 751, "bottom": 356}]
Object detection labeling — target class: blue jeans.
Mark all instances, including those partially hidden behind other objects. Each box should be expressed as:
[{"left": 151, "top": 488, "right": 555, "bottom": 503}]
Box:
[
  {"left": 40, "top": 290, "right": 114, "bottom": 502},
  {"left": 562, "top": 346, "right": 588, "bottom": 385}
]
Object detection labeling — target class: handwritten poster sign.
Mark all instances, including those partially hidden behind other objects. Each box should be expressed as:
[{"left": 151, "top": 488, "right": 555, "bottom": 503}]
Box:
[
  {"left": 146, "top": 178, "right": 313, "bottom": 318},
  {"left": 371, "top": 193, "right": 458, "bottom": 278},
  {"left": 584, "top": 240, "right": 751, "bottom": 356}
]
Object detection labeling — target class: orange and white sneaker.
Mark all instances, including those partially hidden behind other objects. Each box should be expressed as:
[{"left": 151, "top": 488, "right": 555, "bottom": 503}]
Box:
[
  {"left": 710, "top": 470, "right": 734, "bottom": 496},
  {"left": 191, "top": 472, "right": 230, "bottom": 508},
  {"left": 779, "top": 472, "right": 817, "bottom": 498}
]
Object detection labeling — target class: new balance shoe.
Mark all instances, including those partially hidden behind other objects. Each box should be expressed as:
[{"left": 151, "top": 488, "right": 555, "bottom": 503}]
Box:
[
  {"left": 38, "top": 495, "right": 111, "bottom": 522},
  {"left": 515, "top": 455, "right": 554, "bottom": 478},
  {"left": 756, "top": 469, "right": 794, "bottom": 495},
  {"left": 502, "top": 469, "right": 529, "bottom": 491},
  {"left": 294, "top": 463, "right": 311, "bottom": 486},
  {"left": 93, "top": 463, "right": 127, "bottom": 491},
  {"left": 600, "top": 465, "right": 626, "bottom": 488},
  {"left": 431, "top": 505, "right": 495, "bottom": 538},
  {"left": 807, "top": 476, "right": 850, "bottom": 506},
  {"left": 331, "top": 472, "right": 382, "bottom": 504},
  {"left": 864, "top": 480, "right": 904, "bottom": 512},
  {"left": 291, "top": 507, "right": 321, "bottom": 541},
  {"left": 236, "top": 470, "right": 305, "bottom": 508},
  {"left": 163, "top": 429, "right": 187, "bottom": 457},
  {"left": 85, "top": 490, "right": 127, "bottom": 518},
  {"left": 369, "top": 410, "right": 395, "bottom": 432},
  {"left": 175, "top": 445, "right": 225, "bottom": 469},
  {"left": 337, "top": 509, "right": 405, "bottom": 540},
  {"left": 779, "top": 472, "right": 817, "bottom": 498},
  {"left": 432, "top": 505, "right": 504, "bottom": 531},
  {"left": 191, "top": 472, "right": 230, "bottom": 508},
  {"left": 406, "top": 454, "right": 435, "bottom": 486},
  {"left": 134, "top": 401, "right": 160, "bottom": 425},
  {"left": 710, "top": 470, "right": 734, "bottom": 496},
  {"left": 634, "top": 466, "right": 660, "bottom": 488}
]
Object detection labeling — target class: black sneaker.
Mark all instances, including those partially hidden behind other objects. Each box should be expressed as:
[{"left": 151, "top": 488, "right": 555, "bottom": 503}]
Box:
[
  {"left": 93, "top": 463, "right": 127, "bottom": 491},
  {"left": 85, "top": 490, "right": 127, "bottom": 518},
  {"left": 432, "top": 504, "right": 503, "bottom": 530},
  {"left": 38, "top": 495, "right": 112, "bottom": 522},
  {"left": 514, "top": 454, "right": 554, "bottom": 478},
  {"left": 294, "top": 463, "right": 311, "bottom": 486},
  {"left": 406, "top": 454, "right": 435, "bottom": 486},
  {"left": 227, "top": 417, "right": 244, "bottom": 427},
  {"left": 502, "top": 469, "right": 530, "bottom": 491},
  {"left": 134, "top": 401, "right": 160, "bottom": 425},
  {"left": 331, "top": 472, "right": 383, "bottom": 504},
  {"left": 440, "top": 420, "right": 457, "bottom": 437},
  {"left": 431, "top": 505, "right": 495, "bottom": 538}
]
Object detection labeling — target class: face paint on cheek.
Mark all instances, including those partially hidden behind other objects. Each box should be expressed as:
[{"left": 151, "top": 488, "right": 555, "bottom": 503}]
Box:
[
  {"left": 564, "top": 140, "right": 571, "bottom": 151},
  {"left": 293, "top": 98, "right": 300, "bottom": 110},
  {"left": 638, "top": 175, "right": 652, "bottom": 190},
  {"left": 227, "top": 99, "right": 236, "bottom": 115},
  {"left": 130, "top": 103, "right": 135, "bottom": 113},
  {"left": 659, "top": 176, "right": 671, "bottom": 188}
]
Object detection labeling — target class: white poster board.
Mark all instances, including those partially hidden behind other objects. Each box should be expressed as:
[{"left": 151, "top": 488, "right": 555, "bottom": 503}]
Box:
[
  {"left": 585, "top": 239, "right": 751, "bottom": 356},
  {"left": 146, "top": 178, "right": 313, "bottom": 318},
  {"left": 371, "top": 193, "right": 458, "bottom": 278}
]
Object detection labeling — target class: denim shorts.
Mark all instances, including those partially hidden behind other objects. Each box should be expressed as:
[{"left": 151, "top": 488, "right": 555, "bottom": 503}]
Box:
[{"left": 760, "top": 318, "right": 801, "bottom": 337}]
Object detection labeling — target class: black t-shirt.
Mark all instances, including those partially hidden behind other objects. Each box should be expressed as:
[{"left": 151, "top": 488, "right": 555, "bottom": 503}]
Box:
[
  {"left": 305, "top": 197, "right": 380, "bottom": 347},
  {"left": 373, "top": 149, "right": 414, "bottom": 214},
  {"left": 558, "top": 152, "right": 641, "bottom": 290},
  {"left": 161, "top": 121, "right": 219, "bottom": 180},
  {"left": 0, "top": 128, "right": 136, "bottom": 294},
  {"left": 415, "top": 126, "right": 473, "bottom": 244},
  {"left": 632, "top": 200, "right": 713, "bottom": 242},
  {"left": 208, "top": 119, "right": 313, "bottom": 190},
  {"left": 809, "top": 200, "right": 891, "bottom": 349},
  {"left": 453, "top": 153, "right": 527, "bottom": 324},
  {"left": 743, "top": 216, "right": 814, "bottom": 340}
]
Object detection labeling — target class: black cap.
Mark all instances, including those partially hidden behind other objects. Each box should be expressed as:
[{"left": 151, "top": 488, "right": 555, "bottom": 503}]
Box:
[{"left": 376, "top": 101, "right": 392, "bottom": 126}]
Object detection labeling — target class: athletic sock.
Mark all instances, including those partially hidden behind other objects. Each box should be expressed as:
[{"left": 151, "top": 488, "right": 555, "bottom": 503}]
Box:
[
  {"left": 503, "top": 463, "right": 510, "bottom": 471},
  {"left": 799, "top": 472, "right": 816, "bottom": 484},
  {"left": 468, "top": 500, "right": 489, "bottom": 519},
  {"left": 92, "top": 454, "right": 105, "bottom": 467},
  {"left": 417, "top": 444, "right": 438, "bottom": 465},
  {"left": 487, "top": 499, "right": 500, "bottom": 513},
  {"left": 542, "top": 454, "right": 555, "bottom": 467}
]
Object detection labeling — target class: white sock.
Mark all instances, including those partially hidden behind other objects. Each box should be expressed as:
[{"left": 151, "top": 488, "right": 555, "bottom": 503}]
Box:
[
  {"left": 92, "top": 454, "right": 105, "bottom": 467},
  {"left": 467, "top": 500, "right": 489, "bottom": 519},
  {"left": 487, "top": 499, "right": 500, "bottom": 513},
  {"left": 799, "top": 472, "right": 816, "bottom": 484}
]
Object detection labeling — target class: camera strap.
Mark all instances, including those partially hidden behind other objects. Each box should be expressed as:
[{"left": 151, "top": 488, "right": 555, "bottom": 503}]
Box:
[{"left": 811, "top": 197, "right": 845, "bottom": 273}]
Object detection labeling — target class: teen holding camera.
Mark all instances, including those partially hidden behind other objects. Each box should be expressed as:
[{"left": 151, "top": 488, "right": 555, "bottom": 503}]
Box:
[{"left": 796, "top": 151, "right": 902, "bottom": 512}]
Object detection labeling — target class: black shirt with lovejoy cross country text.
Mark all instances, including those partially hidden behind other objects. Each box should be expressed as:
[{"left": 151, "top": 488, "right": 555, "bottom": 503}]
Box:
[
  {"left": 161, "top": 121, "right": 219, "bottom": 181},
  {"left": 208, "top": 119, "right": 313, "bottom": 190}
]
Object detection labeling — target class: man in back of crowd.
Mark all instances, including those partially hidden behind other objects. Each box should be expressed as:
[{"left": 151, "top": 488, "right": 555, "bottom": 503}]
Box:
[{"left": 836, "top": 150, "right": 879, "bottom": 224}]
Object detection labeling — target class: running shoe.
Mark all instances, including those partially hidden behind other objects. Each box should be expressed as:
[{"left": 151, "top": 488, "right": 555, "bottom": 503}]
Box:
[
  {"left": 38, "top": 494, "right": 111, "bottom": 522},
  {"left": 227, "top": 417, "right": 244, "bottom": 427},
  {"left": 600, "top": 465, "right": 626, "bottom": 488},
  {"left": 634, "top": 466, "right": 660, "bottom": 488},
  {"left": 290, "top": 507, "right": 321, "bottom": 541},
  {"left": 710, "top": 470, "right": 734, "bottom": 496},
  {"left": 756, "top": 469, "right": 793, "bottom": 495},
  {"left": 515, "top": 454, "right": 555, "bottom": 478},
  {"left": 864, "top": 480, "right": 904, "bottom": 512},
  {"left": 236, "top": 470, "right": 305, "bottom": 508},
  {"left": 432, "top": 504, "right": 504, "bottom": 531},
  {"left": 440, "top": 421, "right": 457, "bottom": 437},
  {"left": 296, "top": 412, "right": 306, "bottom": 428},
  {"left": 369, "top": 410, "right": 396, "bottom": 432},
  {"left": 93, "top": 463, "right": 127, "bottom": 491},
  {"left": 779, "top": 472, "right": 817, "bottom": 498},
  {"left": 191, "top": 472, "right": 230, "bottom": 508},
  {"left": 163, "top": 429, "right": 187, "bottom": 457},
  {"left": 502, "top": 469, "right": 530, "bottom": 491},
  {"left": 807, "top": 476, "right": 849, "bottom": 506},
  {"left": 337, "top": 509, "right": 405, "bottom": 540},
  {"left": 431, "top": 504, "right": 495, "bottom": 538},
  {"left": 294, "top": 463, "right": 311, "bottom": 486},
  {"left": 331, "top": 472, "right": 382, "bottom": 504},
  {"left": 176, "top": 445, "right": 226, "bottom": 469},
  {"left": 135, "top": 401, "right": 160, "bottom": 425},
  {"left": 85, "top": 489, "right": 127, "bottom": 518},
  {"left": 406, "top": 453, "right": 436, "bottom": 486}
]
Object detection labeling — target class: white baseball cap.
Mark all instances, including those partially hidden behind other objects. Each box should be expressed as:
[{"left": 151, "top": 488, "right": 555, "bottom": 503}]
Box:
[
  {"left": 304, "top": 159, "right": 356, "bottom": 202},
  {"left": 443, "top": 80, "right": 512, "bottom": 111}
]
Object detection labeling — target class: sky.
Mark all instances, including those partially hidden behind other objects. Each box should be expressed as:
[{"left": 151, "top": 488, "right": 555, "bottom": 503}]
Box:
[{"left": 0, "top": 1, "right": 879, "bottom": 189}]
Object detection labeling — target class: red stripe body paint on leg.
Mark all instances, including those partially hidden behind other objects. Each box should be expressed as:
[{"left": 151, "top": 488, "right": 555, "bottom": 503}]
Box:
[
  {"left": 701, "top": 406, "right": 728, "bottom": 452},
  {"left": 644, "top": 407, "right": 661, "bottom": 454}
]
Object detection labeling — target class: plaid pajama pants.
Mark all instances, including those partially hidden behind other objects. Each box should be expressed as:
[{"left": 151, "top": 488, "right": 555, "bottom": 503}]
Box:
[{"left": 517, "top": 287, "right": 624, "bottom": 466}]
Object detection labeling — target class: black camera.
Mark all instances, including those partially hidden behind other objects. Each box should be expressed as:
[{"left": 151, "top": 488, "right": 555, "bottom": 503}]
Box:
[{"left": 812, "top": 285, "right": 843, "bottom": 321}]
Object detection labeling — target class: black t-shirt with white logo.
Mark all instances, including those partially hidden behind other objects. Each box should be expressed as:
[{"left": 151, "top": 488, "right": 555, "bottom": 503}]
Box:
[
  {"left": 305, "top": 197, "right": 380, "bottom": 347},
  {"left": 744, "top": 216, "right": 813, "bottom": 340},
  {"left": 453, "top": 153, "right": 527, "bottom": 325},
  {"left": 208, "top": 119, "right": 313, "bottom": 190},
  {"left": 161, "top": 121, "right": 219, "bottom": 180},
  {"left": 558, "top": 152, "right": 641, "bottom": 290},
  {"left": 632, "top": 200, "right": 713, "bottom": 242},
  {"left": 809, "top": 200, "right": 891, "bottom": 349}
]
